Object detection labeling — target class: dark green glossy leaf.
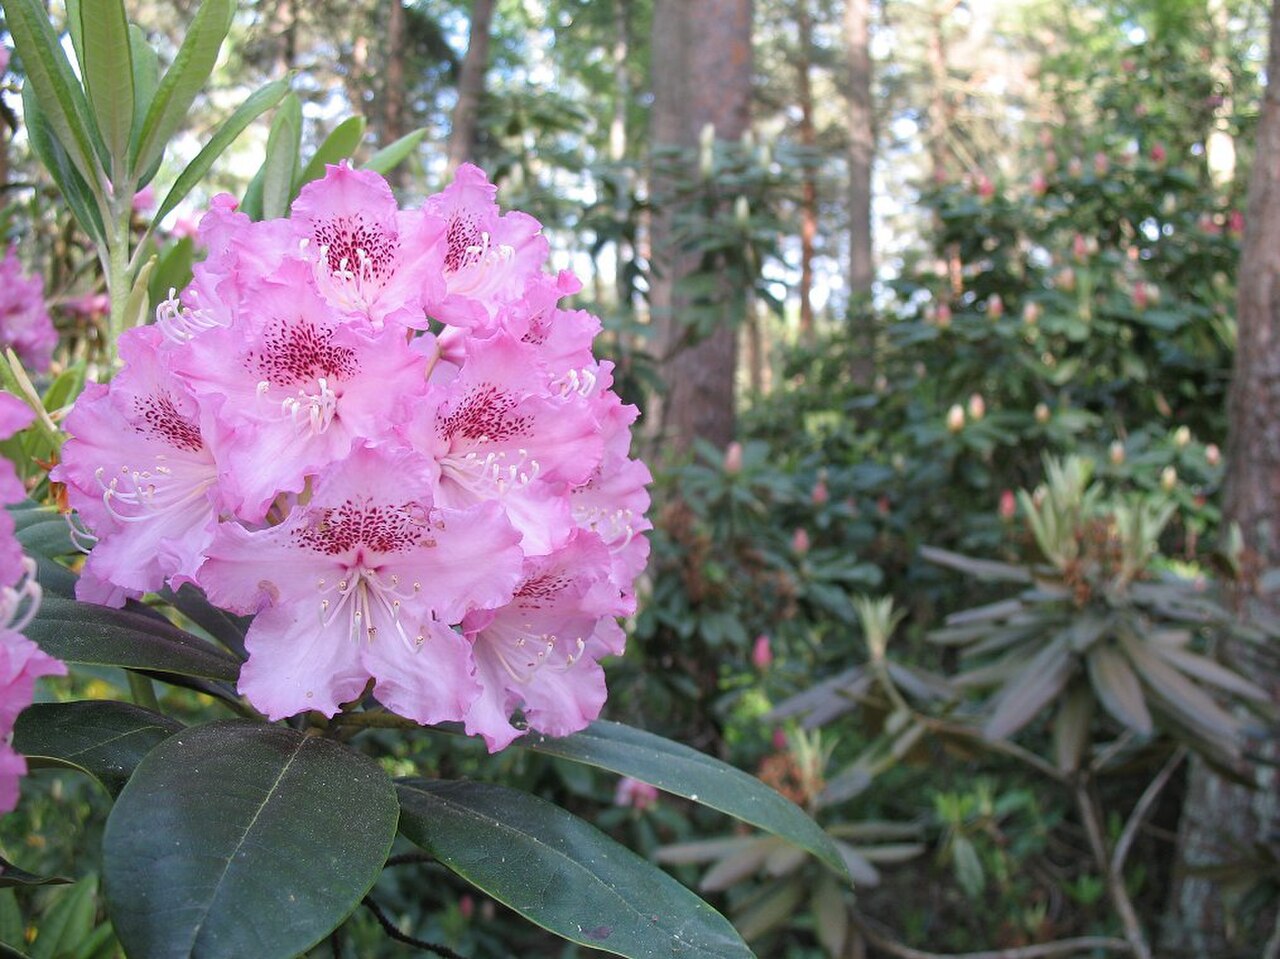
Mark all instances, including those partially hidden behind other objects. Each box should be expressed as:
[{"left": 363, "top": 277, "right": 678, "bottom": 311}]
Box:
[
  {"left": 296, "top": 115, "right": 366, "bottom": 191},
  {"left": 1087, "top": 643, "right": 1153, "bottom": 736},
  {"left": 104, "top": 722, "right": 398, "bottom": 959},
  {"left": 983, "top": 637, "right": 1075, "bottom": 740},
  {"left": 6, "top": 0, "right": 101, "bottom": 186},
  {"left": 130, "top": 0, "right": 234, "bottom": 176},
  {"left": 128, "top": 25, "right": 160, "bottom": 184},
  {"left": 361, "top": 128, "right": 426, "bottom": 176},
  {"left": 9, "top": 504, "right": 74, "bottom": 559},
  {"left": 523, "top": 720, "right": 846, "bottom": 875},
  {"left": 79, "top": 0, "right": 133, "bottom": 170},
  {"left": 0, "top": 857, "right": 71, "bottom": 889},
  {"left": 13, "top": 701, "right": 182, "bottom": 796},
  {"left": 154, "top": 78, "right": 291, "bottom": 226},
  {"left": 158, "top": 584, "right": 249, "bottom": 659},
  {"left": 21, "top": 83, "right": 106, "bottom": 246},
  {"left": 397, "top": 779, "right": 753, "bottom": 959},
  {"left": 26, "top": 596, "right": 241, "bottom": 682}
]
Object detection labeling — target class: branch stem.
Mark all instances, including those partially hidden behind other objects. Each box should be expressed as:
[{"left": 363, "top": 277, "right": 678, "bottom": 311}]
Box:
[
  {"left": 849, "top": 908, "right": 1130, "bottom": 959},
  {"left": 1075, "top": 779, "right": 1150, "bottom": 959}
]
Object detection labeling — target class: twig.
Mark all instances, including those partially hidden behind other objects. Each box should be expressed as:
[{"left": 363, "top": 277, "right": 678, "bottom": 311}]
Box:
[
  {"left": 922, "top": 717, "right": 1067, "bottom": 783},
  {"left": 1075, "top": 780, "right": 1150, "bottom": 959},
  {"left": 849, "top": 908, "right": 1130, "bottom": 958},
  {"left": 332, "top": 710, "right": 423, "bottom": 731},
  {"left": 1111, "top": 747, "right": 1186, "bottom": 876},
  {"left": 385, "top": 852, "right": 436, "bottom": 868},
  {"left": 362, "top": 896, "right": 467, "bottom": 959}
]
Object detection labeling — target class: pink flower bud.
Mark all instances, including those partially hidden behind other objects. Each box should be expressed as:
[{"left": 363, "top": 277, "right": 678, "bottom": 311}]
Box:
[
  {"left": 976, "top": 174, "right": 995, "bottom": 199},
  {"left": 459, "top": 895, "right": 475, "bottom": 920},
  {"left": 614, "top": 776, "right": 659, "bottom": 810},
  {"left": 723, "top": 441, "right": 743, "bottom": 474},
  {"left": 1093, "top": 152, "right": 1110, "bottom": 177},
  {"left": 1044, "top": 150, "right": 1059, "bottom": 171},
  {"left": 946, "top": 404, "right": 965, "bottom": 433},
  {"left": 987, "top": 293, "right": 1004, "bottom": 319},
  {"left": 936, "top": 302, "right": 952, "bottom": 328},
  {"left": 1031, "top": 171, "right": 1048, "bottom": 196},
  {"left": 999, "top": 489, "right": 1016, "bottom": 520},
  {"left": 752, "top": 634, "right": 773, "bottom": 671},
  {"left": 967, "top": 393, "right": 986, "bottom": 421},
  {"left": 811, "top": 478, "right": 830, "bottom": 506},
  {"left": 1161, "top": 465, "right": 1178, "bottom": 492},
  {"left": 1206, "top": 443, "right": 1221, "bottom": 466},
  {"left": 1034, "top": 402, "right": 1051, "bottom": 424},
  {"left": 772, "top": 728, "right": 788, "bottom": 750},
  {"left": 132, "top": 183, "right": 156, "bottom": 214},
  {"left": 876, "top": 495, "right": 891, "bottom": 516},
  {"left": 1055, "top": 267, "right": 1076, "bottom": 292},
  {"left": 1072, "top": 233, "right": 1089, "bottom": 262},
  {"left": 1150, "top": 143, "right": 1167, "bottom": 164},
  {"left": 1229, "top": 210, "right": 1245, "bottom": 236},
  {"left": 1110, "top": 440, "right": 1126, "bottom": 465},
  {"left": 791, "top": 527, "right": 811, "bottom": 555},
  {"left": 1132, "top": 282, "right": 1149, "bottom": 311},
  {"left": 1022, "top": 301, "right": 1041, "bottom": 325}
]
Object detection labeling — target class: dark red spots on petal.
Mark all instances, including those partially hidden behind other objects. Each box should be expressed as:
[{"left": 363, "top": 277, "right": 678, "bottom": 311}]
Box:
[
  {"left": 249, "top": 318, "right": 358, "bottom": 386},
  {"left": 133, "top": 392, "right": 203, "bottom": 452},
  {"left": 437, "top": 384, "right": 532, "bottom": 443},
  {"left": 293, "top": 498, "right": 435, "bottom": 555},
  {"left": 516, "top": 571, "right": 573, "bottom": 608},
  {"left": 444, "top": 213, "right": 484, "bottom": 273},
  {"left": 314, "top": 214, "right": 397, "bottom": 279}
]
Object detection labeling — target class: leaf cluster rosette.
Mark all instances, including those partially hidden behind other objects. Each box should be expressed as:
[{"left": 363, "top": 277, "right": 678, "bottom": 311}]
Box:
[{"left": 52, "top": 162, "right": 652, "bottom": 751}]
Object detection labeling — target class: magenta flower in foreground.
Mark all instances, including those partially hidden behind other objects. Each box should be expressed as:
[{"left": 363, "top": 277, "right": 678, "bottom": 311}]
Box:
[
  {"left": 56, "top": 163, "right": 650, "bottom": 748},
  {"left": 0, "top": 247, "right": 57, "bottom": 373}
]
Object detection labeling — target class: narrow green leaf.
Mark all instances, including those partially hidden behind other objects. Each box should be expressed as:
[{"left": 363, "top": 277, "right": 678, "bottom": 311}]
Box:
[
  {"left": 1120, "top": 633, "right": 1244, "bottom": 749},
  {"left": 361, "top": 128, "right": 426, "bottom": 176},
  {"left": 733, "top": 877, "right": 804, "bottom": 942},
  {"left": 398, "top": 779, "right": 754, "bottom": 959},
  {"left": 148, "top": 237, "right": 195, "bottom": 307},
  {"left": 811, "top": 873, "right": 849, "bottom": 957},
  {"left": 79, "top": 0, "right": 134, "bottom": 173},
  {"left": 22, "top": 84, "right": 107, "bottom": 246},
  {"left": 130, "top": 0, "right": 234, "bottom": 177},
  {"left": 122, "top": 257, "right": 154, "bottom": 330},
  {"left": 1152, "top": 646, "right": 1270, "bottom": 703},
  {"left": 524, "top": 720, "right": 846, "bottom": 875},
  {"left": 13, "top": 701, "right": 183, "bottom": 796},
  {"left": 6, "top": 0, "right": 102, "bottom": 187},
  {"left": 153, "top": 78, "right": 291, "bottom": 226},
  {"left": 261, "top": 93, "right": 302, "bottom": 220},
  {"left": 0, "top": 857, "right": 71, "bottom": 889},
  {"left": 951, "top": 837, "right": 985, "bottom": 898},
  {"left": 29, "top": 876, "right": 97, "bottom": 959},
  {"left": 1087, "top": 643, "right": 1153, "bottom": 736},
  {"left": 296, "top": 115, "right": 366, "bottom": 191},
  {"left": 104, "top": 722, "right": 398, "bottom": 959},
  {"left": 1052, "top": 683, "right": 1094, "bottom": 773},
  {"left": 128, "top": 25, "right": 160, "bottom": 181},
  {"left": 25, "top": 596, "right": 242, "bottom": 682},
  {"left": 920, "top": 545, "right": 1032, "bottom": 583}
]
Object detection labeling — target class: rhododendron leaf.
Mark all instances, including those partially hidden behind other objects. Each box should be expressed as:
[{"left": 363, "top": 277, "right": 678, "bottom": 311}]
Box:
[
  {"left": 397, "top": 779, "right": 753, "bottom": 959},
  {"left": 21, "top": 84, "right": 106, "bottom": 246},
  {"left": 128, "top": 25, "right": 160, "bottom": 184},
  {"left": 27, "top": 876, "right": 97, "bottom": 959},
  {"left": 362, "top": 128, "right": 426, "bottom": 176},
  {"left": 159, "top": 584, "right": 250, "bottom": 659},
  {"left": 523, "top": 720, "right": 847, "bottom": 876},
  {"left": 104, "top": 722, "right": 398, "bottom": 959},
  {"left": 25, "top": 597, "right": 241, "bottom": 682},
  {"left": 129, "top": 0, "right": 233, "bottom": 177},
  {"left": 148, "top": 236, "right": 195, "bottom": 306},
  {"left": 13, "top": 701, "right": 182, "bottom": 796},
  {"left": 261, "top": 93, "right": 302, "bottom": 220},
  {"left": 6, "top": 0, "right": 101, "bottom": 188},
  {"left": 8, "top": 503, "right": 74, "bottom": 559},
  {"left": 0, "top": 856, "right": 71, "bottom": 889},
  {"left": 296, "top": 115, "right": 367, "bottom": 191},
  {"left": 155, "top": 78, "right": 291, "bottom": 226},
  {"left": 79, "top": 0, "right": 133, "bottom": 171}
]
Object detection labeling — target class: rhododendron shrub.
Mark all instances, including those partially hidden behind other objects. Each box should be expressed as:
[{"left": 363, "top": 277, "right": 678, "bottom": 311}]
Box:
[
  {"left": 55, "top": 163, "right": 651, "bottom": 750},
  {"left": 0, "top": 248, "right": 57, "bottom": 373}
]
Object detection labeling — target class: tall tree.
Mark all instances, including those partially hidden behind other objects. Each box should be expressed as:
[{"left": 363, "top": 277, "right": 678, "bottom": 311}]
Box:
[
  {"left": 447, "top": 0, "right": 497, "bottom": 177},
  {"left": 796, "top": 0, "right": 818, "bottom": 343},
  {"left": 845, "top": 0, "right": 874, "bottom": 379},
  {"left": 382, "top": 0, "right": 408, "bottom": 187},
  {"left": 1164, "top": 0, "right": 1280, "bottom": 954},
  {"left": 648, "top": 0, "right": 754, "bottom": 457}
]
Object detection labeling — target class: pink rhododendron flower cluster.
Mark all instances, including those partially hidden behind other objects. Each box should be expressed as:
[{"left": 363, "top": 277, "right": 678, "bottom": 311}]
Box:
[
  {"left": 0, "top": 247, "right": 57, "bottom": 373},
  {"left": 0, "top": 394, "right": 66, "bottom": 811},
  {"left": 54, "top": 163, "right": 650, "bottom": 750}
]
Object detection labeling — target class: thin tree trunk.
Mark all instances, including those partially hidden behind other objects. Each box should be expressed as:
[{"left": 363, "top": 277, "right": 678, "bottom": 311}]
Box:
[
  {"left": 797, "top": 0, "right": 817, "bottom": 344},
  {"left": 650, "top": 0, "right": 752, "bottom": 458},
  {"left": 845, "top": 0, "right": 874, "bottom": 381},
  {"left": 446, "top": 0, "right": 496, "bottom": 178},
  {"left": 1162, "top": 1, "right": 1280, "bottom": 953},
  {"left": 611, "top": 0, "right": 632, "bottom": 309},
  {"left": 383, "top": 0, "right": 408, "bottom": 189},
  {"left": 269, "top": 0, "right": 297, "bottom": 77}
]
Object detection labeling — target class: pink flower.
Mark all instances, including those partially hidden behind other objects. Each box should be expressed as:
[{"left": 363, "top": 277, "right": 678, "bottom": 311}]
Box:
[
  {"left": 723, "top": 441, "right": 743, "bottom": 474},
  {"left": 614, "top": 776, "right": 659, "bottom": 811},
  {"left": 752, "top": 634, "right": 773, "bottom": 671},
  {"left": 791, "top": 528, "right": 811, "bottom": 555},
  {"left": 1150, "top": 143, "right": 1167, "bottom": 164},
  {"left": 132, "top": 183, "right": 156, "bottom": 214},
  {"left": 0, "top": 248, "right": 56, "bottom": 373},
  {"left": 198, "top": 446, "right": 523, "bottom": 722},
  {"left": 999, "top": 489, "right": 1016, "bottom": 521},
  {"left": 0, "top": 394, "right": 33, "bottom": 585},
  {"left": 0, "top": 622, "right": 66, "bottom": 813},
  {"left": 810, "top": 476, "right": 829, "bottom": 506}
]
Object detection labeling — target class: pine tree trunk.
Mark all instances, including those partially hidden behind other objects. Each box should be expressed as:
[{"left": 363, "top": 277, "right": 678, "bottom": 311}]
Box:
[
  {"left": 648, "top": 0, "right": 753, "bottom": 458},
  {"left": 797, "top": 0, "right": 818, "bottom": 344},
  {"left": 611, "top": 0, "right": 632, "bottom": 309},
  {"left": 1162, "top": 1, "right": 1280, "bottom": 953},
  {"left": 382, "top": 0, "right": 408, "bottom": 189},
  {"left": 447, "top": 0, "right": 496, "bottom": 177},
  {"left": 845, "top": 0, "right": 874, "bottom": 382}
]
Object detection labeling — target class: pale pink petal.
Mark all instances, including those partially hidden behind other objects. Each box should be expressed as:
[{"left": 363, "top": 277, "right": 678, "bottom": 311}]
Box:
[{"left": 363, "top": 619, "right": 479, "bottom": 726}]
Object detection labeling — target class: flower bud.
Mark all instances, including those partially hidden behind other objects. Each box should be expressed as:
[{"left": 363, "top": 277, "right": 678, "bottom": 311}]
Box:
[
  {"left": 987, "top": 293, "right": 1004, "bottom": 319},
  {"left": 1110, "top": 440, "right": 1126, "bottom": 465},
  {"left": 1093, "top": 151, "right": 1110, "bottom": 177},
  {"left": 811, "top": 477, "right": 830, "bottom": 506},
  {"left": 976, "top": 174, "right": 995, "bottom": 199},
  {"left": 698, "top": 123, "right": 716, "bottom": 178},
  {"left": 1150, "top": 143, "right": 1167, "bottom": 164},
  {"left": 1205, "top": 443, "right": 1221, "bottom": 466},
  {"left": 1072, "top": 233, "right": 1089, "bottom": 262},
  {"left": 1022, "top": 301, "right": 1041, "bottom": 325},
  {"left": 614, "top": 776, "right": 659, "bottom": 810},
  {"left": 936, "top": 303, "right": 952, "bottom": 328},
  {"left": 967, "top": 392, "right": 986, "bottom": 421},
  {"left": 1031, "top": 171, "right": 1048, "bottom": 196},
  {"left": 1174, "top": 426, "right": 1191, "bottom": 448},
  {"left": 1034, "top": 402, "right": 1051, "bottom": 424},
  {"left": 1055, "top": 267, "right": 1076, "bottom": 292},
  {"left": 723, "top": 441, "right": 743, "bottom": 474},
  {"left": 1067, "top": 156, "right": 1084, "bottom": 178},
  {"left": 999, "top": 489, "right": 1016, "bottom": 521},
  {"left": 734, "top": 194, "right": 750, "bottom": 224},
  {"left": 752, "top": 634, "right": 773, "bottom": 671},
  {"left": 1161, "top": 465, "right": 1178, "bottom": 491},
  {"left": 791, "top": 527, "right": 811, "bottom": 555},
  {"left": 947, "top": 404, "right": 965, "bottom": 432}
]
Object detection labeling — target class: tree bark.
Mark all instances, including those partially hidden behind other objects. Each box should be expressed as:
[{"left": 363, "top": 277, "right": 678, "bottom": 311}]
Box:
[
  {"left": 446, "top": 0, "right": 496, "bottom": 178},
  {"left": 797, "top": 0, "right": 818, "bottom": 344},
  {"left": 1162, "top": 1, "right": 1280, "bottom": 953},
  {"left": 845, "top": 0, "right": 874, "bottom": 383},
  {"left": 611, "top": 0, "right": 632, "bottom": 309},
  {"left": 648, "top": 0, "right": 753, "bottom": 458},
  {"left": 382, "top": 0, "right": 408, "bottom": 189}
]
